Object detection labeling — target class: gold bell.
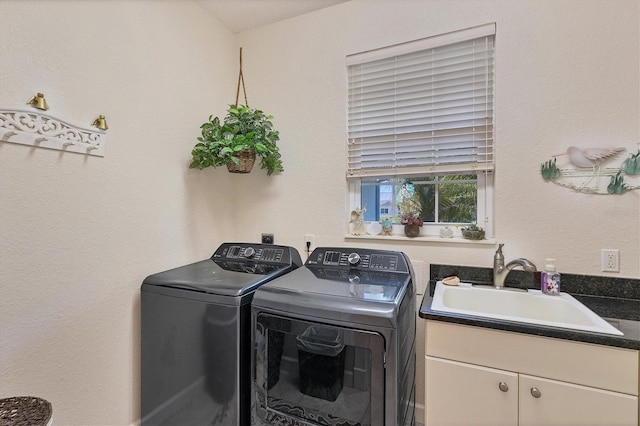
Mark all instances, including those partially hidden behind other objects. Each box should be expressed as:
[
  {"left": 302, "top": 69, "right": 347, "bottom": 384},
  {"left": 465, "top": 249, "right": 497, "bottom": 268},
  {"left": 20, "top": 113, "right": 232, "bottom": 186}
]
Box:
[
  {"left": 92, "top": 115, "right": 108, "bottom": 130},
  {"left": 27, "top": 92, "right": 49, "bottom": 111}
]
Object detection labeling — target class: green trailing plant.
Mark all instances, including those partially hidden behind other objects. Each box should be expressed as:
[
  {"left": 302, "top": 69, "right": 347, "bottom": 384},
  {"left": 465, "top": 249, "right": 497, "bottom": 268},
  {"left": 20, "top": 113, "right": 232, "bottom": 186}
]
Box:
[
  {"left": 621, "top": 150, "right": 640, "bottom": 175},
  {"left": 189, "top": 105, "right": 283, "bottom": 175},
  {"left": 540, "top": 158, "right": 560, "bottom": 180}
]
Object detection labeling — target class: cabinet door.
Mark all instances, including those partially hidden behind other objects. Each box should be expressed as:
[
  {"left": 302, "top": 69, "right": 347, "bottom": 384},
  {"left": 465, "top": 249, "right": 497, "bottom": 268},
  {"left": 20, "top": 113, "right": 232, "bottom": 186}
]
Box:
[
  {"left": 519, "top": 374, "right": 638, "bottom": 426},
  {"left": 425, "top": 356, "right": 518, "bottom": 426}
]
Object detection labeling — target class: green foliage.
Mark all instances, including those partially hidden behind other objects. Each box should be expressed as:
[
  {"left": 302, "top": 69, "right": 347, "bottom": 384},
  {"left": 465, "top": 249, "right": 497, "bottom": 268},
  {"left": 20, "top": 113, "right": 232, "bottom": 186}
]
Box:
[
  {"left": 438, "top": 176, "right": 477, "bottom": 223},
  {"left": 189, "top": 105, "right": 283, "bottom": 175},
  {"left": 607, "top": 171, "right": 630, "bottom": 194},
  {"left": 540, "top": 158, "right": 560, "bottom": 180},
  {"left": 396, "top": 181, "right": 422, "bottom": 221},
  {"left": 413, "top": 182, "right": 435, "bottom": 222},
  {"left": 461, "top": 222, "right": 485, "bottom": 240},
  {"left": 621, "top": 150, "right": 640, "bottom": 175},
  {"left": 412, "top": 175, "right": 477, "bottom": 223}
]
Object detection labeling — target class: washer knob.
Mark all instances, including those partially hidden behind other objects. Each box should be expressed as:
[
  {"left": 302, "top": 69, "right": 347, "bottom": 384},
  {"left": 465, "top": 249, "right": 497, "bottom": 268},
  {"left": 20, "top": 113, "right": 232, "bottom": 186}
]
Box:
[
  {"left": 347, "top": 252, "right": 361, "bottom": 265},
  {"left": 244, "top": 247, "right": 256, "bottom": 258}
]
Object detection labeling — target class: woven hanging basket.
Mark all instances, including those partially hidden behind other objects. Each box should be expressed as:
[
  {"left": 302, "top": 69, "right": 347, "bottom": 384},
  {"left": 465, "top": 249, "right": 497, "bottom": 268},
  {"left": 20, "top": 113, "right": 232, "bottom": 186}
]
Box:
[
  {"left": 0, "top": 396, "right": 52, "bottom": 426},
  {"left": 226, "top": 149, "right": 256, "bottom": 173}
]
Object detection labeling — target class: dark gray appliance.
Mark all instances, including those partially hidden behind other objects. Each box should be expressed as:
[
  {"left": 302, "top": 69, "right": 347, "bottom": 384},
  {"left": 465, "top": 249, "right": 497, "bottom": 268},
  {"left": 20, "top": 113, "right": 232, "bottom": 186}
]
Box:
[
  {"left": 252, "top": 247, "right": 416, "bottom": 426},
  {"left": 141, "top": 243, "right": 302, "bottom": 426}
]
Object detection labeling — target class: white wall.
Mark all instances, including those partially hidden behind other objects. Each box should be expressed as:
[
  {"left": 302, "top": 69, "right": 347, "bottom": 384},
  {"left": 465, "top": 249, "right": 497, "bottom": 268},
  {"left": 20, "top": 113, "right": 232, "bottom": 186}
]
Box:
[
  {"left": 0, "top": 1, "right": 237, "bottom": 424},
  {"left": 234, "top": 0, "right": 639, "bottom": 423},
  {"left": 234, "top": 0, "right": 639, "bottom": 277},
  {"left": 1, "top": 0, "right": 638, "bottom": 425}
]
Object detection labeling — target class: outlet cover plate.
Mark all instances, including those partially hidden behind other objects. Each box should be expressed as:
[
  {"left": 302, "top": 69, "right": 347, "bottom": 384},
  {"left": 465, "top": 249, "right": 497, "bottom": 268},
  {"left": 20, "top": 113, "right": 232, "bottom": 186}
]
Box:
[{"left": 601, "top": 249, "right": 620, "bottom": 272}]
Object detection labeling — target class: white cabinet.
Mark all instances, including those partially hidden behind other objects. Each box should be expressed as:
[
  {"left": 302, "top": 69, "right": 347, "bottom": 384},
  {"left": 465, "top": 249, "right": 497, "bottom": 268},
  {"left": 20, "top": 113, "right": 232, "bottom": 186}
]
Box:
[
  {"left": 519, "top": 374, "right": 637, "bottom": 426},
  {"left": 424, "top": 321, "right": 639, "bottom": 426},
  {"left": 426, "top": 357, "right": 517, "bottom": 426}
]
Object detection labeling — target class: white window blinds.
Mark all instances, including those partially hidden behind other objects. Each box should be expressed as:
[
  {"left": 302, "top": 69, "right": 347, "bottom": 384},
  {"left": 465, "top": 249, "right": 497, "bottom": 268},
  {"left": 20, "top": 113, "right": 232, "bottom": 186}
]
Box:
[{"left": 347, "top": 23, "right": 495, "bottom": 178}]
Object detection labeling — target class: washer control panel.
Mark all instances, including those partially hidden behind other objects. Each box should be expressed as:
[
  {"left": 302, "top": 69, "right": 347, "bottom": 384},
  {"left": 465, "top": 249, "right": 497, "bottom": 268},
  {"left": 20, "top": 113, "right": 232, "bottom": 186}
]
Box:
[
  {"left": 212, "top": 243, "right": 299, "bottom": 265},
  {"left": 306, "top": 247, "right": 408, "bottom": 272}
]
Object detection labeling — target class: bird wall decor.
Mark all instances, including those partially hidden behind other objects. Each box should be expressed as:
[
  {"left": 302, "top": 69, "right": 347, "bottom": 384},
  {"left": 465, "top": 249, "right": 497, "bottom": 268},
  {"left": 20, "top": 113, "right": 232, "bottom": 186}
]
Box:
[
  {"left": 560, "top": 146, "right": 625, "bottom": 169},
  {"left": 541, "top": 146, "right": 640, "bottom": 195}
]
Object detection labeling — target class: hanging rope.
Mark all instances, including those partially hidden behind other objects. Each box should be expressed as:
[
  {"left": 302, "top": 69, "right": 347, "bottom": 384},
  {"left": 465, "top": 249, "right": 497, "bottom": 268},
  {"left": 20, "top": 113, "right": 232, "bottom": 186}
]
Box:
[{"left": 235, "top": 47, "right": 248, "bottom": 107}]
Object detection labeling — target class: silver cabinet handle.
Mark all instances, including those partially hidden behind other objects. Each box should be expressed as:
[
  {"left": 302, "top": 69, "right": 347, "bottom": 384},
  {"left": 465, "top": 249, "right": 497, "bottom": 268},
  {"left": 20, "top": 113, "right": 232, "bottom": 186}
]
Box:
[
  {"left": 530, "top": 387, "right": 542, "bottom": 398},
  {"left": 498, "top": 381, "right": 509, "bottom": 392}
]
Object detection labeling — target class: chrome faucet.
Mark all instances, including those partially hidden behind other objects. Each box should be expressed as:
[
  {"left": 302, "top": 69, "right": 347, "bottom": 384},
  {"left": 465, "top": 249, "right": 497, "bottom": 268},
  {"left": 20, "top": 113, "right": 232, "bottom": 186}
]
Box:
[{"left": 493, "top": 244, "right": 537, "bottom": 289}]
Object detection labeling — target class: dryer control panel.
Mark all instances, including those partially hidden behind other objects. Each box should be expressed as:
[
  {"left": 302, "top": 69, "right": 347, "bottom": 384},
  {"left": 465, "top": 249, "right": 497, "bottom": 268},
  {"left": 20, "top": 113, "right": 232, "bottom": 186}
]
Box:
[{"left": 306, "top": 247, "right": 410, "bottom": 273}]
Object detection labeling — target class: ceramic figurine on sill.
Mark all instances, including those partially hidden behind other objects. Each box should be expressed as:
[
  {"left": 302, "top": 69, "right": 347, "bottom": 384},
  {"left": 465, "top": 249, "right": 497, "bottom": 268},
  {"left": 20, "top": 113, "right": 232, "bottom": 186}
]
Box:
[
  {"left": 440, "top": 226, "right": 454, "bottom": 238},
  {"left": 350, "top": 207, "right": 366, "bottom": 235},
  {"left": 381, "top": 216, "right": 393, "bottom": 236}
]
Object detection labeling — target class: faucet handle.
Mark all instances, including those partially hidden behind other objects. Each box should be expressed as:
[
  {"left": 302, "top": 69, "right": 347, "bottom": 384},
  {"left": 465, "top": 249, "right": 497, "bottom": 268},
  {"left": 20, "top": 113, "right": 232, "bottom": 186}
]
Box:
[{"left": 495, "top": 243, "right": 505, "bottom": 258}]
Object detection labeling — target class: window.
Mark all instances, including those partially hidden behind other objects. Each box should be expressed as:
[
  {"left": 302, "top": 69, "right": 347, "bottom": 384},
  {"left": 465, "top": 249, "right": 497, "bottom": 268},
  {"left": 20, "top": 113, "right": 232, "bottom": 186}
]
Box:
[{"left": 347, "top": 23, "right": 495, "bottom": 238}]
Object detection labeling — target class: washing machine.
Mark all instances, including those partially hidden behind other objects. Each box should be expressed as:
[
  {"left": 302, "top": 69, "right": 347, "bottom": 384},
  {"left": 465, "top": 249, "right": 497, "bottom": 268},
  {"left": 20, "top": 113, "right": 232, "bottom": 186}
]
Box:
[
  {"left": 140, "top": 242, "right": 302, "bottom": 426},
  {"left": 251, "top": 247, "right": 416, "bottom": 426}
]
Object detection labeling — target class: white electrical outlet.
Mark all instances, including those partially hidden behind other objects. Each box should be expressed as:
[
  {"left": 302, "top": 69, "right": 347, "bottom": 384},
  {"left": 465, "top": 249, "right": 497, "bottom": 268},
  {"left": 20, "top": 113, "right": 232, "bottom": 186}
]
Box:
[{"left": 601, "top": 249, "right": 620, "bottom": 272}]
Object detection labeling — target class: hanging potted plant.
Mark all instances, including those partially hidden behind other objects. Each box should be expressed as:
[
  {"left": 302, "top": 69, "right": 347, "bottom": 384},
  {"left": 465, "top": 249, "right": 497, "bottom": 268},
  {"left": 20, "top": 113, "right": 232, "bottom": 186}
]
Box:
[
  {"left": 188, "top": 48, "right": 284, "bottom": 175},
  {"left": 189, "top": 105, "right": 283, "bottom": 175}
]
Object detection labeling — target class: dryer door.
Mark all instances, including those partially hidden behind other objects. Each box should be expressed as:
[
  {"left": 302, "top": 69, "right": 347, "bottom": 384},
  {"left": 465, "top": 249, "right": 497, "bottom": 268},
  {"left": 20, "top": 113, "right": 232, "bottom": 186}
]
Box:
[{"left": 253, "top": 313, "right": 385, "bottom": 426}]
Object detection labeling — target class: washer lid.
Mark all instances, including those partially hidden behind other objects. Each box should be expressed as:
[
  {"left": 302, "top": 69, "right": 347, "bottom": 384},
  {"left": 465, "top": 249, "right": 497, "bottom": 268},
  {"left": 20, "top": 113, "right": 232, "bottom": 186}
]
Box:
[
  {"left": 252, "top": 266, "right": 412, "bottom": 327},
  {"left": 305, "top": 267, "right": 406, "bottom": 301},
  {"left": 253, "top": 247, "right": 413, "bottom": 327},
  {"left": 142, "top": 243, "right": 302, "bottom": 297},
  {"left": 143, "top": 259, "right": 290, "bottom": 297}
]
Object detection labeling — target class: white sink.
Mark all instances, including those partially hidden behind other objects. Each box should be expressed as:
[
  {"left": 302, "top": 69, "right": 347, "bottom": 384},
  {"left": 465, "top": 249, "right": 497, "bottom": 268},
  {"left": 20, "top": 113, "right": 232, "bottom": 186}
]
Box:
[{"left": 431, "top": 281, "right": 623, "bottom": 336}]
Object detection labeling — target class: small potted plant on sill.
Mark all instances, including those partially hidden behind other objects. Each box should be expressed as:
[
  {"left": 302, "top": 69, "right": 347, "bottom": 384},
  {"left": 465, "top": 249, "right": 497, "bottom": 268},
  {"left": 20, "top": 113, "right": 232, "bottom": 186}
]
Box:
[
  {"left": 401, "top": 213, "right": 423, "bottom": 238},
  {"left": 189, "top": 105, "right": 283, "bottom": 175},
  {"left": 461, "top": 222, "right": 485, "bottom": 240},
  {"left": 396, "top": 181, "right": 423, "bottom": 237}
]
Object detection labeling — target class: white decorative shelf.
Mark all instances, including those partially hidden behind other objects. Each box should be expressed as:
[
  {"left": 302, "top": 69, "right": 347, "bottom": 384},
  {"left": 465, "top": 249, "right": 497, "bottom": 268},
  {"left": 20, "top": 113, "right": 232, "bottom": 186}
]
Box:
[{"left": 0, "top": 108, "right": 106, "bottom": 157}]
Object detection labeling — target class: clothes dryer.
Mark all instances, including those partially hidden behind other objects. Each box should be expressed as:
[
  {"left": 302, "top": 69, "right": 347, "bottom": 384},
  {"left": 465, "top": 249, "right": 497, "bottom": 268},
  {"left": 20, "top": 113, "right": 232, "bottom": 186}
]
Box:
[
  {"left": 141, "top": 243, "right": 302, "bottom": 426},
  {"left": 252, "top": 247, "right": 416, "bottom": 426}
]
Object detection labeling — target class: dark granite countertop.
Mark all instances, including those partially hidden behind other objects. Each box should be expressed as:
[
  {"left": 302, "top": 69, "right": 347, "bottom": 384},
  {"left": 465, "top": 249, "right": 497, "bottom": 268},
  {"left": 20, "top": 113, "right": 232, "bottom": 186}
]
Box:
[{"left": 419, "top": 265, "right": 640, "bottom": 350}]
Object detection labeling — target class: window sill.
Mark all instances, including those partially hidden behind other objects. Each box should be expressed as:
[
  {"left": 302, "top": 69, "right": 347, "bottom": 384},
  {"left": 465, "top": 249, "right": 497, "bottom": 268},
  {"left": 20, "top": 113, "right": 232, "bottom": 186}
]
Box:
[{"left": 344, "top": 234, "right": 496, "bottom": 245}]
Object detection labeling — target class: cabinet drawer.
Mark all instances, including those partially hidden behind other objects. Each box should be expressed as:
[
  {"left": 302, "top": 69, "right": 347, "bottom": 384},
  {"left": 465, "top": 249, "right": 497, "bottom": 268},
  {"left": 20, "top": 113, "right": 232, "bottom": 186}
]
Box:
[{"left": 425, "top": 320, "right": 639, "bottom": 395}]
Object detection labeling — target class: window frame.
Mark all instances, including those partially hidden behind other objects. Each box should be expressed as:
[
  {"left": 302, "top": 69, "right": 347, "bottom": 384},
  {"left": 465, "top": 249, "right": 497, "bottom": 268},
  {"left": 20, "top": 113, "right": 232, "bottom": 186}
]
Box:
[
  {"left": 348, "top": 171, "right": 493, "bottom": 240},
  {"left": 346, "top": 24, "right": 496, "bottom": 242}
]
